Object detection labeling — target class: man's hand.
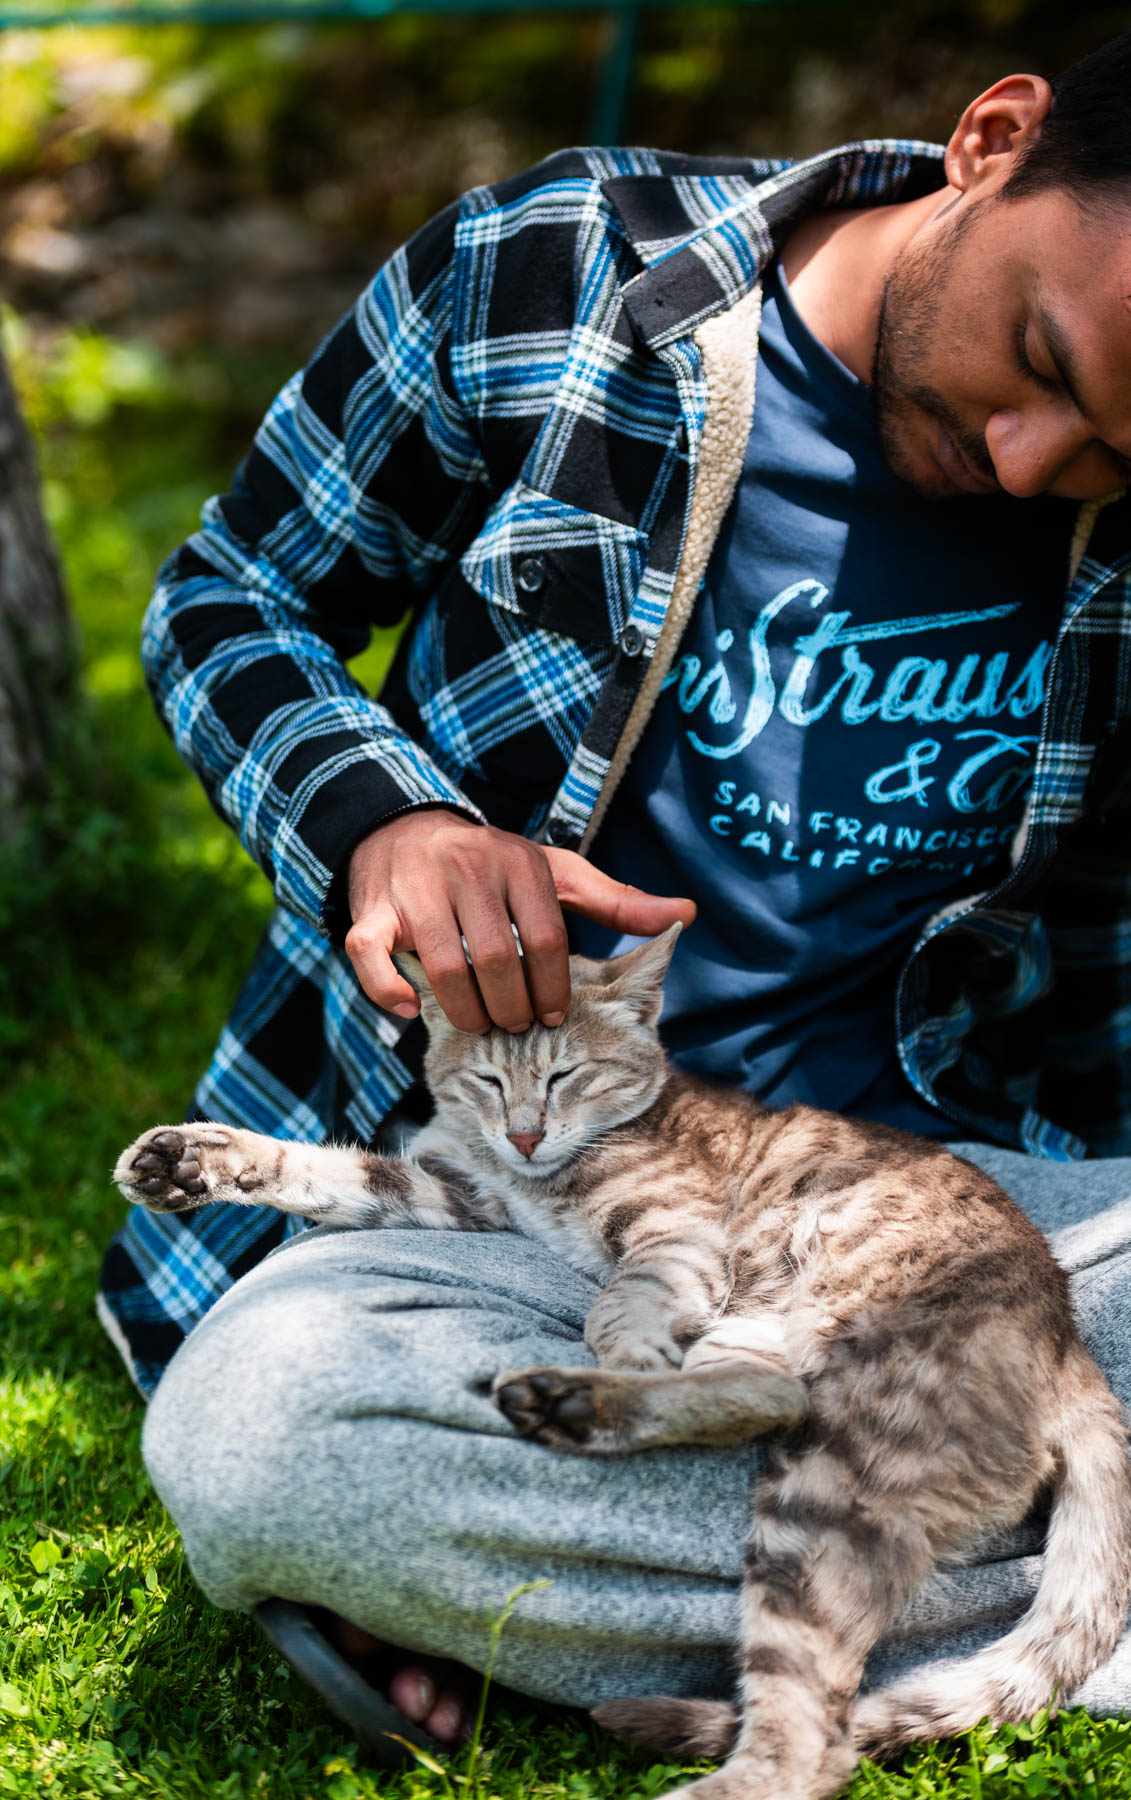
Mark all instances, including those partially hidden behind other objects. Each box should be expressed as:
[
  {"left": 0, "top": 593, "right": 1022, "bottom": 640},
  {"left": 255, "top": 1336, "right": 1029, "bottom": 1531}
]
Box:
[{"left": 345, "top": 808, "right": 696, "bottom": 1033}]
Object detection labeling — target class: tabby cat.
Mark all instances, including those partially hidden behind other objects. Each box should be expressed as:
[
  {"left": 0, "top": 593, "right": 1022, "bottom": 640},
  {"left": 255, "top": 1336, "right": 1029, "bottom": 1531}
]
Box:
[{"left": 115, "top": 924, "right": 1131, "bottom": 1800}]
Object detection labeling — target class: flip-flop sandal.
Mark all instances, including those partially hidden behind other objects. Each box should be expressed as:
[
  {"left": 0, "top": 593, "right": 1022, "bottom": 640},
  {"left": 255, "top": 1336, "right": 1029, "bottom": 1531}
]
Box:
[{"left": 254, "top": 1598, "right": 448, "bottom": 1769}]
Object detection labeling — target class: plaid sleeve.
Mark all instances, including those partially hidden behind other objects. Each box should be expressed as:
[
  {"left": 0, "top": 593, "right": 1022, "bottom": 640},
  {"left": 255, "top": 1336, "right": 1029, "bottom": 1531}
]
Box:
[{"left": 141, "top": 200, "right": 489, "bottom": 937}]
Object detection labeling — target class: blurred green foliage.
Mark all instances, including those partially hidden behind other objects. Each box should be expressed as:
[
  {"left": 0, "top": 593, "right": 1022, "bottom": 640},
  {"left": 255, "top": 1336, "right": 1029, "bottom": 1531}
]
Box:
[
  {"left": 0, "top": 306, "right": 285, "bottom": 1061},
  {"left": 0, "top": 294, "right": 400, "bottom": 1065},
  {"left": 6, "top": 5, "right": 1131, "bottom": 229}
]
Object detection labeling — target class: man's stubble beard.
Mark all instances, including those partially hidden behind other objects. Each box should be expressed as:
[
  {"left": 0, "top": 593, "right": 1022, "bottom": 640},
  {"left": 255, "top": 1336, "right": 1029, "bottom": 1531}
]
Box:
[{"left": 871, "top": 205, "right": 997, "bottom": 498}]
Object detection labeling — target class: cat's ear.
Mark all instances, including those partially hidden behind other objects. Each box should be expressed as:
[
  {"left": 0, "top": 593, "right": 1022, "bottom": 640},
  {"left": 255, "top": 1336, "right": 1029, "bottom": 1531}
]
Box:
[
  {"left": 596, "top": 923, "right": 682, "bottom": 1028},
  {"left": 568, "top": 951, "right": 620, "bottom": 988},
  {"left": 392, "top": 952, "right": 449, "bottom": 1032}
]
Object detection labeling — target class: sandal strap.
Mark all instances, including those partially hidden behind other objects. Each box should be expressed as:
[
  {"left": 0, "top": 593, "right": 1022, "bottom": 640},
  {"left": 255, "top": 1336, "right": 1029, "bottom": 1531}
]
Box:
[{"left": 254, "top": 1598, "right": 448, "bottom": 1770}]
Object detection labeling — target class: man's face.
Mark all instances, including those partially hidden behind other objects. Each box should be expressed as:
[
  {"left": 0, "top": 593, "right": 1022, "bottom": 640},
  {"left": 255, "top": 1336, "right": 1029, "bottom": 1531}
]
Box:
[{"left": 872, "top": 184, "right": 1131, "bottom": 501}]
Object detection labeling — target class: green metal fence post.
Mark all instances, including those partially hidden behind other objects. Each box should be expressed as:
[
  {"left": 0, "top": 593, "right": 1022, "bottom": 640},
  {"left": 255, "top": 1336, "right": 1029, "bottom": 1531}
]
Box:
[{"left": 590, "top": 1, "right": 639, "bottom": 143}]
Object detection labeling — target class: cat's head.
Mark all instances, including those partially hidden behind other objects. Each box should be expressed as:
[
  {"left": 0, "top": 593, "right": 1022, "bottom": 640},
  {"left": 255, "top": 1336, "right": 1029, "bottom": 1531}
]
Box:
[{"left": 396, "top": 924, "right": 680, "bottom": 1179}]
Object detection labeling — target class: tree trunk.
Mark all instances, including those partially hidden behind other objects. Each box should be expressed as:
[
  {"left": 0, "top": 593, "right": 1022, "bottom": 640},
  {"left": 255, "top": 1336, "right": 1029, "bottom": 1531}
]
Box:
[{"left": 0, "top": 338, "right": 75, "bottom": 837}]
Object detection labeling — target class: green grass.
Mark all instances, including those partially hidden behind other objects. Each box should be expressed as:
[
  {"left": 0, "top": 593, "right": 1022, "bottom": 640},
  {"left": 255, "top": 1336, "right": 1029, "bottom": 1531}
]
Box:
[{"left": 4, "top": 312, "right": 1131, "bottom": 1798}]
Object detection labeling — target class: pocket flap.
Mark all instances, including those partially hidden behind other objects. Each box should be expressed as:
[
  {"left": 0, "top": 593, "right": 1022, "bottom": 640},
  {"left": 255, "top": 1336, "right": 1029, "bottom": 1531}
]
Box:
[{"left": 459, "top": 481, "right": 647, "bottom": 644}]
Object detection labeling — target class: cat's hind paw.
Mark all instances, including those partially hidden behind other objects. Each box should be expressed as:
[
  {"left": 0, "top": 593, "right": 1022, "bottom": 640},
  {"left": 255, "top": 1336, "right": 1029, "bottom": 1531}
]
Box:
[
  {"left": 114, "top": 1123, "right": 248, "bottom": 1212},
  {"left": 493, "top": 1367, "right": 596, "bottom": 1449},
  {"left": 492, "top": 1366, "right": 648, "bottom": 1455}
]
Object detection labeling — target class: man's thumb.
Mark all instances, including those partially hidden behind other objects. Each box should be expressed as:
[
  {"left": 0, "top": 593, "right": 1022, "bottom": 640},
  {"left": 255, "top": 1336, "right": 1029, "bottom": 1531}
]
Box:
[{"left": 545, "top": 847, "right": 697, "bottom": 935}]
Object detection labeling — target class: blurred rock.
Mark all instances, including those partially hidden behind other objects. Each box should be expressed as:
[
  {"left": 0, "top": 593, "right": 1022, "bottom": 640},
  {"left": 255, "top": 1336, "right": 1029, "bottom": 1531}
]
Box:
[{"left": 3, "top": 219, "right": 91, "bottom": 277}]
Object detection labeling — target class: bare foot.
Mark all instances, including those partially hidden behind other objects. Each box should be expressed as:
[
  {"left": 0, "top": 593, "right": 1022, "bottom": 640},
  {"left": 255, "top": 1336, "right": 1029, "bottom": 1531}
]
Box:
[{"left": 319, "top": 1611, "right": 478, "bottom": 1744}]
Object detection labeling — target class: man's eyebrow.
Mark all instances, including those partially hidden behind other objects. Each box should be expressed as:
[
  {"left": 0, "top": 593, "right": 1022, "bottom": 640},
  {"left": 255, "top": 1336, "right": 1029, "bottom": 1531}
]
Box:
[
  {"left": 1036, "top": 299, "right": 1131, "bottom": 480},
  {"left": 1036, "top": 302, "right": 1086, "bottom": 414}
]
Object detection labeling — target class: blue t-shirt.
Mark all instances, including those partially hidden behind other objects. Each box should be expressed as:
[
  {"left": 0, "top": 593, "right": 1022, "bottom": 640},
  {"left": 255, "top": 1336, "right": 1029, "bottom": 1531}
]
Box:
[{"left": 572, "top": 261, "right": 1074, "bottom": 1136}]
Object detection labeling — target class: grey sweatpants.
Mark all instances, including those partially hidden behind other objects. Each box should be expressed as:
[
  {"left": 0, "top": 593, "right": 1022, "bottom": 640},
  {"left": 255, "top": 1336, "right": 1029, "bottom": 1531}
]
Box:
[{"left": 143, "top": 1141, "right": 1131, "bottom": 1714}]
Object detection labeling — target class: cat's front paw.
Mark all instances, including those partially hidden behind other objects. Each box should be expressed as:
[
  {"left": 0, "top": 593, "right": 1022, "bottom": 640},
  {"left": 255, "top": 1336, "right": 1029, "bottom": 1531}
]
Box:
[
  {"left": 114, "top": 1124, "right": 247, "bottom": 1212},
  {"left": 492, "top": 1367, "right": 642, "bottom": 1455},
  {"left": 599, "top": 1332, "right": 684, "bottom": 1373}
]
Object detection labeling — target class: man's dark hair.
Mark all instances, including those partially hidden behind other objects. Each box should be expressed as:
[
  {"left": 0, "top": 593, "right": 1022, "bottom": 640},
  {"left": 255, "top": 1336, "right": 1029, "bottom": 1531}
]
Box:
[{"left": 1003, "top": 32, "right": 1131, "bottom": 205}]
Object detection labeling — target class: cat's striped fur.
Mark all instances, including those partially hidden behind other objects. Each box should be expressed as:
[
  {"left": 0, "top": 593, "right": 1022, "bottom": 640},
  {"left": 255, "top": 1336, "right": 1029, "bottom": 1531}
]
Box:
[{"left": 116, "top": 925, "right": 1131, "bottom": 1800}]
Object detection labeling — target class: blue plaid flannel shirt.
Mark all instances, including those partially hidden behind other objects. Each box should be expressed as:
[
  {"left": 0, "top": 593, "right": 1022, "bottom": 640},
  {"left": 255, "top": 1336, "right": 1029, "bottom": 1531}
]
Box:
[{"left": 98, "top": 140, "right": 1131, "bottom": 1395}]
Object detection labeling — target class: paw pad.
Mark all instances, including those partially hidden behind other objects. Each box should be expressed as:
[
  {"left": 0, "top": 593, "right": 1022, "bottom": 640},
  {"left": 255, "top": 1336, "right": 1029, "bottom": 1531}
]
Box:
[
  {"left": 493, "top": 1369, "right": 597, "bottom": 1443},
  {"left": 122, "top": 1129, "right": 211, "bottom": 1211}
]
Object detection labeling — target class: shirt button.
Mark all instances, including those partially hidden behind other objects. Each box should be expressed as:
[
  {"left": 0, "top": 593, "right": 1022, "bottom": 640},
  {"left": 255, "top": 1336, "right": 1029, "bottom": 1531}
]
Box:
[
  {"left": 620, "top": 623, "right": 645, "bottom": 657},
  {"left": 674, "top": 420, "right": 688, "bottom": 454},
  {"left": 516, "top": 556, "right": 545, "bottom": 594}
]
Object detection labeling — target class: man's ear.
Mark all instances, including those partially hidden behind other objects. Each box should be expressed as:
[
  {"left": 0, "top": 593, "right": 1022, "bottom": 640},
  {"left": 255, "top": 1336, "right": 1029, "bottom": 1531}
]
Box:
[
  {"left": 944, "top": 73, "right": 1053, "bottom": 197},
  {"left": 392, "top": 952, "right": 449, "bottom": 1032},
  {"left": 599, "top": 922, "right": 682, "bottom": 1029}
]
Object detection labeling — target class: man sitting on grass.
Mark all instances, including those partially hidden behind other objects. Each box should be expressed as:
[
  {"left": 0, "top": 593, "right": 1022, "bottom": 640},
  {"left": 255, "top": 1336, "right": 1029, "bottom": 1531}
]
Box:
[{"left": 100, "top": 34, "right": 1131, "bottom": 1749}]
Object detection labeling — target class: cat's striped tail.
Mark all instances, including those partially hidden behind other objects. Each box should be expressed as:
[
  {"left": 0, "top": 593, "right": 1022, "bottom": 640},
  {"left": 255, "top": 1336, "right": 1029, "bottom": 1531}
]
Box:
[{"left": 855, "top": 1343, "right": 1131, "bottom": 1756}]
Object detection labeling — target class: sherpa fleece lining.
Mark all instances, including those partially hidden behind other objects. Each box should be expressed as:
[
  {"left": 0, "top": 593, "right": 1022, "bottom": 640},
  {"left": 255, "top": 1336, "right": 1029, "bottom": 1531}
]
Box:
[{"left": 580, "top": 284, "right": 764, "bottom": 852}]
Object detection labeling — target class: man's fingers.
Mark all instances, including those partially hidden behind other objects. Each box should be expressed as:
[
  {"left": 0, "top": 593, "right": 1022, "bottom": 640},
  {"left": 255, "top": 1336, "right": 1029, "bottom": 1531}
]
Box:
[
  {"left": 459, "top": 908, "right": 532, "bottom": 1033},
  {"left": 545, "top": 847, "right": 697, "bottom": 936},
  {"left": 347, "top": 898, "right": 494, "bottom": 1034},
  {"left": 412, "top": 913, "right": 491, "bottom": 1034},
  {"left": 344, "top": 902, "right": 420, "bottom": 1017},
  {"left": 505, "top": 862, "right": 571, "bottom": 1027}
]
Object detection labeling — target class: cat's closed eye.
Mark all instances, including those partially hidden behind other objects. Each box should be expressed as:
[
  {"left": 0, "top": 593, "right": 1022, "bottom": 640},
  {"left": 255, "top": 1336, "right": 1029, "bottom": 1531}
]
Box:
[
  {"left": 546, "top": 1068, "right": 581, "bottom": 1093},
  {"left": 467, "top": 1072, "right": 504, "bottom": 1094}
]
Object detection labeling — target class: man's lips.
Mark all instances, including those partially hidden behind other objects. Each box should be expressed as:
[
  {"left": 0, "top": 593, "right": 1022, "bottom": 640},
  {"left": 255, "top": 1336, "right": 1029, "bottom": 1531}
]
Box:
[{"left": 934, "top": 420, "right": 998, "bottom": 494}]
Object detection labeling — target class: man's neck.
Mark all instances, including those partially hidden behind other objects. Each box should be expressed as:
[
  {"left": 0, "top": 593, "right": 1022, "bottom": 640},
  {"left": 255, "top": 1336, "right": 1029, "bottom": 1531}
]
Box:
[{"left": 779, "top": 188, "right": 952, "bottom": 383}]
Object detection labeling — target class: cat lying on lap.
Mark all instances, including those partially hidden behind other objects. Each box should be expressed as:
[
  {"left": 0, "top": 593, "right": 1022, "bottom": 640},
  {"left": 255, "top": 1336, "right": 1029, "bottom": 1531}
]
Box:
[{"left": 115, "top": 924, "right": 1131, "bottom": 1800}]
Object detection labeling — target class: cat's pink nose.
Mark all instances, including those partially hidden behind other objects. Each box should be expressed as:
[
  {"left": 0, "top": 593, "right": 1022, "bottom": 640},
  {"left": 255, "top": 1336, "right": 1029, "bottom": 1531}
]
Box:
[{"left": 507, "top": 1131, "right": 544, "bottom": 1159}]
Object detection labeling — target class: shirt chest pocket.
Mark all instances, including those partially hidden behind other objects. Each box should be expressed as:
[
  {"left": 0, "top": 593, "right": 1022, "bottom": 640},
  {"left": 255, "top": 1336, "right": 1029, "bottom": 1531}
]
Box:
[{"left": 458, "top": 479, "right": 648, "bottom": 644}]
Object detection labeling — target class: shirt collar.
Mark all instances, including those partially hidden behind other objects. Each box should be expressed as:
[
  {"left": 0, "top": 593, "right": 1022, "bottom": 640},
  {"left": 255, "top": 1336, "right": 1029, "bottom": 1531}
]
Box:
[{"left": 604, "top": 139, "right": 947, "bottom": 350}]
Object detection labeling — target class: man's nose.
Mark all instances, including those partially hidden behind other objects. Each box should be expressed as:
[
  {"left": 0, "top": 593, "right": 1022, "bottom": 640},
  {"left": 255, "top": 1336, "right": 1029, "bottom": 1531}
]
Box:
[
  {"left": 507, "top": 1130, "right": 544, "bottom": 1159},
  {"left": 984, "top": 405, "right": 1089, "bottom": 499}
]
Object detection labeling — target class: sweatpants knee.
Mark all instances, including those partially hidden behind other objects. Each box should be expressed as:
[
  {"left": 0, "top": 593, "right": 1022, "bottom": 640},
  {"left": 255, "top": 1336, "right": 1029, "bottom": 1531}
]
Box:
[
  {"left": 142, "top": 1271, "right": 423, "bottom": 1612},
  {"left": 139, "top": 1236, "right": 543, "bottom": 1630}
]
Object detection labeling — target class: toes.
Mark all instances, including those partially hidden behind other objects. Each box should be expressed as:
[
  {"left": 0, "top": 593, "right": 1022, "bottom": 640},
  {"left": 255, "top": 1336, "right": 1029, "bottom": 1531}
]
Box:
[
  {"left": 549, "top": 1387, "right": 596, "bottom": 1438},
  {"left": 172, "top": 1155, "right": 207, "bottom": 1198},
  {"left": 346, "top": 1644, "right": 476, "bottom": 1745},
  {"left": 426, "top": 1694, "right": 467, "bottom": 1743},
  {"left": 122, "top": 1129, "right": 211, "bottom": 1209},
  {"left": 525, "top": 1371, "right": 562, "bottom": 1394},
  {"left": 492, "top": 1370, "right": 596, "bottom": 1443},
  {"left": 492, "top": 1376, "right": 547, "bottom": 1434},
  {"left": 390, "top": 1667, "right": 436, "bottom": 1723}
]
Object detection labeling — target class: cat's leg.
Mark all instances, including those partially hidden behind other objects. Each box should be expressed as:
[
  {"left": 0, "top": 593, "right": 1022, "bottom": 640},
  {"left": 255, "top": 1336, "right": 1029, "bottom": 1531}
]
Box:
[
  {"left": 598, "top": 1446, "right": 937, "bottom": 1800},
  {"left": 582, "top": 1233, "right": 732, "bottom": 1372},
  {"left": 114, "top": 1125, "right": 476, "bottom": 1230},
  {"left": 492, "top": 1359, "right": 806, "bottom": 1455},
  {"left": 493, "top": 1229, "right": 805, "bottom": 1455},
  {"left": 589, "top": 1697, "right": 739, "bottom": 1760}
]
